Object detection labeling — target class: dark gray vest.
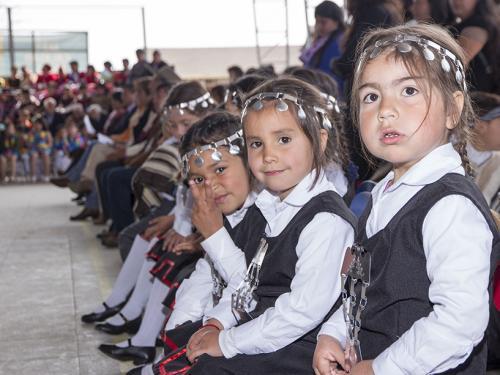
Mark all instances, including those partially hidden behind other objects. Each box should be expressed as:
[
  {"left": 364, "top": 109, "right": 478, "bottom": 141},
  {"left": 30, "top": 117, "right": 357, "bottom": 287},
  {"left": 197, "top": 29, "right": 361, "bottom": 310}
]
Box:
[
  {"left": 356, "top": 173, "right": 499, "bottom": 374},
  {"left": 242, "top": 190, "right": 357, "bottom": 342}
]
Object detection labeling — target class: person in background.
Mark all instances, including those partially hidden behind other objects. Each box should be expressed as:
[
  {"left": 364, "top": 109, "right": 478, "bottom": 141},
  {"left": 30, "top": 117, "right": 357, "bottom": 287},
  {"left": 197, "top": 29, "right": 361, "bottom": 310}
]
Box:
[
  {"left": 227, "top": 66, "right": 244, "bottom": 83},
  {"left": 129, "top": 49, "right": 155, "bottom": 83},
  {"left": 150, "top": 50, "right": 168, "bottom": 71},
  {"left": 101, "top": 61, "right": 114, "bottom": 82},
  {"left": 300, "top": 1, "right": 346, "bottom": 91},
  {"left": 408, "top": 0, "right": 453, "bottom": 25},
  {"left": 449, "top": 0, "right": 500, "bottom": 93}
]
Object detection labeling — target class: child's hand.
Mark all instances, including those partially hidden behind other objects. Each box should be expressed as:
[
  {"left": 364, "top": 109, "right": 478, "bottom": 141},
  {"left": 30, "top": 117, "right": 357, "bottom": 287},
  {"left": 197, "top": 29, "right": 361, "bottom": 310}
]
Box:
[
  {"left": 189, "top": 179, "right": 223, "bottom": 239},
  {"left": 186, "top": 326, "right": 223, "bottom": 363},
  {"left": 350, "top": 360, "right": 374, "bottom": 375},
  {"left": 171, "top": 233, "right": 204, "bottom": 255},
  {"left": 313, "top": 335, "right": 347, "bottom": 375},
  {"left": 162, "top": 228, "right": 186, "bottom": 251},
  {"left": 143, "top": 215, "right": 173, "bottom": 241}
]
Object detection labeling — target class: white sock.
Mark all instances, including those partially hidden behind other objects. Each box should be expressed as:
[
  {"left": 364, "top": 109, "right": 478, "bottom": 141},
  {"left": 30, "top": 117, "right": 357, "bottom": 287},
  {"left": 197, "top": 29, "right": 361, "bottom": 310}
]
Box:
[
  {"left": 105, "top": 258, "right": 155, "bottom": 326},
  {"left": 129, "top": 280, "right": 170, "bottom": 347},
  {"left": 141, "top": 364, "right": 154, "bottom": 375},
  {"left": 93, "top": 235, "right": 150, "bottom": 314}
]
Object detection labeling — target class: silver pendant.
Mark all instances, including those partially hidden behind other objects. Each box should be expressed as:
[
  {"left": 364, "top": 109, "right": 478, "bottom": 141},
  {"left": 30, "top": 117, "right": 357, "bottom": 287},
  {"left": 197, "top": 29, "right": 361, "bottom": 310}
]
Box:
[
  {"left": 396, "top": 42, "right": 412, "bottom": 53},
  {"left": 194, "top": 154, "right": 204, "bottom": 167},
  {"left": 253, "top": 100, "right": 264, "bottom": 111},
  {"left": 455, "top": 69, "right": 463, "bottom": 84},
  {"left": 369, "top": 46, "right": 382, "bottom": 59},
  {"left": 323, "top": 115, "right": 332, "bottom": 129},
  {"left": 441, "top": 56, "right": 451, "bottom": 72},
  {"left": 201, "top": 101, "right": 208, "bottom": 108},
  {"left": 297, "top": 106, "right": 306, "bottom": 119},
  {"left": 422, "top": 47, "right": 435, "bottom": 61},
  {"left": 179, "top": 108, "right": 185, "bottom": 115},
  {"left": 229, "top": 144, "right": 240, "bottom": 155},
  {"left": 276, "top": 99, "right": 288, "bottom": 112},
  {"left": 211, "top": 149, "right": 223, "bottom": 162}
]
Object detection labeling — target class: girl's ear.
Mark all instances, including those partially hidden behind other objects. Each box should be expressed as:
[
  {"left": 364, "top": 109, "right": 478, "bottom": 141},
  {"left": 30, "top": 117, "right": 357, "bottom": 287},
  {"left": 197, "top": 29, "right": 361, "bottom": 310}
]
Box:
[
  {"left": 446, "top": 91, "right": 464, "bottom": 130},
  {"left": 319, "top": 128, "right": 328, "bottom": 152}
]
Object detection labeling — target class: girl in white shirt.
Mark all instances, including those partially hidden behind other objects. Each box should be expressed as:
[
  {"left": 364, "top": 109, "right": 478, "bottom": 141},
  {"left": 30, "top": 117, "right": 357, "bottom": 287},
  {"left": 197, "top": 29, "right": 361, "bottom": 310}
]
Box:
[
  {"left": 124, "top": 111, "right": 265, "bottom": 375},
  {"left": 181, "top": 77, "right": 356, "bottom": 374},
  {"left": 314, "top": 24, "right": 499, "bottom": 375}
]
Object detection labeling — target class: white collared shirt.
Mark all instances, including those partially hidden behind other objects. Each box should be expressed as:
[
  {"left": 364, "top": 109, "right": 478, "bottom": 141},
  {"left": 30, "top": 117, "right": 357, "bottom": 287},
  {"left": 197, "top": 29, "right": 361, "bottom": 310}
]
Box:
[
  {"left": 205, "top": 171, "right": 355, "bottom": 358},
  {"left": 166, "top": 193, "right": 258, "bottom": 329},
  {"left": 320, "top": 143, "right": 493, "bottom": 374}
]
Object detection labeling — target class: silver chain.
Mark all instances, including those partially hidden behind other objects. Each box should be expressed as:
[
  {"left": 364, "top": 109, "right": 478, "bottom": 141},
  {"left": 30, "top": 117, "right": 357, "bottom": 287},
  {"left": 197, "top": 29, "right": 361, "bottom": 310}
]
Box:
[{"left": 231, "top": 238, "right": 268, "bottom": 323}]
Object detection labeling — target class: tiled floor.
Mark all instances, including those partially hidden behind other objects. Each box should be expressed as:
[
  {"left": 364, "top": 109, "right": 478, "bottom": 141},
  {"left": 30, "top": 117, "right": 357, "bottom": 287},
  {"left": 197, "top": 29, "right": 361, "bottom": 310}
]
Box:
[{"left": 0, "top": 183, "right": 133, "bottom": 374}]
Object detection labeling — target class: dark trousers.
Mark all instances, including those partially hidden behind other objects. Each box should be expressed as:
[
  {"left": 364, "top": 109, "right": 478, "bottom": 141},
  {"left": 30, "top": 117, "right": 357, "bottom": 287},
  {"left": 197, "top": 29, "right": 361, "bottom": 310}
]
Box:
[
  {"left": 118, "top": 199, "right": 175, "bottom": 261},
  {"left": 95, "top": 160, "right": 122, "bottom": 220},
  {"left": 106, "top": 166, "right": 137, "bottom": 232}
]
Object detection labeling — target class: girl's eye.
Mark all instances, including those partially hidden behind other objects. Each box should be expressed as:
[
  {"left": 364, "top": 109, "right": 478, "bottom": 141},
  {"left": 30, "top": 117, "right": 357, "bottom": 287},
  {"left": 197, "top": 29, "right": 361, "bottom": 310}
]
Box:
[
  {"left": 278, "top": 136, "right": 291, "bottom": 144},
  {"left": 215, "top": 167, "right": 226, "bottom": 174},
  {"left": 192, "top": 176, "right": 204, "bottom": 184},
  {"left": 362, "top": 93, "right": 378, "bottom": 103},
  {"left": 402, "top": 87, "right": 418, "bottom": 97},
  {"left": 249, "top": 141, "right": 262, "bottom": 149}
]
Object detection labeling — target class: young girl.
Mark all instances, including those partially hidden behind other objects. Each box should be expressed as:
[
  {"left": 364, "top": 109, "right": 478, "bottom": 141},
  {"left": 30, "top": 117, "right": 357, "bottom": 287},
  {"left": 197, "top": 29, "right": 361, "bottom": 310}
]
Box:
[
  {"left": 81, "top": 81, "right": 213, "bottom": 326},
  {"left": 126, "top": 111, "right": 267, "bottom": 375},
  {"left": 179, "top": 77, "right": 356, "bottom": 374},
  {"left": 313, "top": 24, "right": 499, "bottom": 375},
  {"left": 30, "top": 116, "right": 53, "bottom": 182}
]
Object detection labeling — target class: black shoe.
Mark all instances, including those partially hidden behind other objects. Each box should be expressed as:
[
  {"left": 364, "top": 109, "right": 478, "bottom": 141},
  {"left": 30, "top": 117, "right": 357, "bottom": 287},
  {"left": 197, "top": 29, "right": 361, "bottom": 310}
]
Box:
[
  {"left": 96, "top": 229, "right": 110, "bottom": 239},
  {"left": 70, "top": 208, "right": 99, "bottom": 221},
  {"left": 50, "top": 176, "right": 70, "bottom": 188},
  {"left": 102, "top": 232, "right": 119, "bottom": 248},
  {"left": 71, "top": 193, "right": 85, "bottom": 202},
  {"left": 98, "top": 339, "right": 156, "bottom": 365},
  {"left": 81, "top": 301, "right": 125, "bottom": 324},
  {"left": 126, "top": 366, "right": 144, "bottom": 375},
  {"left": 95, "top": 313, "right": 141, "bottom": 335}
]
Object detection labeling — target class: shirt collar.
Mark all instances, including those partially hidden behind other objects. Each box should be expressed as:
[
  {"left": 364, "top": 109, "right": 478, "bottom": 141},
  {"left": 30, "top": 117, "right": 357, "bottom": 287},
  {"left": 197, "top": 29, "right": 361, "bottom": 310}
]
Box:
[
  {"left": 380, "top": 143, "right": 464, "bottom": 193},
  {"left": 255, "top": 170, "right": 337, "bottom": 223},
  {"left": 225, "top": 191, "right": 258, "bottom": 228}
]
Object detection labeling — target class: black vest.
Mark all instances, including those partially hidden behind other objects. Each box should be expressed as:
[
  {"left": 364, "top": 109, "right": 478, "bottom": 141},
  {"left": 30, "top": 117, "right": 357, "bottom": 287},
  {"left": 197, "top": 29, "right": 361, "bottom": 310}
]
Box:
[
  {"left": 242, "top": 191, "right": 357, "bottom": 342},
  {"left": 356, "top": 173, "right": 499, "bottom": 374},
  {"left": 223, "top": 203, "right": 267, "bottom": 264}
]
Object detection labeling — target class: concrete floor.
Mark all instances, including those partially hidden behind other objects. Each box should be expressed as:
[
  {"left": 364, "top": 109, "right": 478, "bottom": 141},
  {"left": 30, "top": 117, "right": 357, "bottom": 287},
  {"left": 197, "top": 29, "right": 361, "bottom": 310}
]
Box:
[{"left": 0, "top": 183, "right": 134, "bottom": 374}]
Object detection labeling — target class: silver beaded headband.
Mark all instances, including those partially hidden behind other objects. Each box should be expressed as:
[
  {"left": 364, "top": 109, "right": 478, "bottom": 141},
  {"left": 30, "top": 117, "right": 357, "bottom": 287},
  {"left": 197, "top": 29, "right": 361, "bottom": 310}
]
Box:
[
  {"left": 320, "top": 92, "right": 341, "bottom": 114},
  {"left": 181, "top": 129, "right": 244, "bottom": 176},
  {"left": 356, "top": 34, "right": 466, "bottom": 91},
  {"left": 165, "top": 92, "right": 215, "bottom": 115},
  {"left": 241, "top": 92, "right": 333, "bottom": 130},
  {"left": 224, "top": 89, "right": 240, "bottom": 107}
]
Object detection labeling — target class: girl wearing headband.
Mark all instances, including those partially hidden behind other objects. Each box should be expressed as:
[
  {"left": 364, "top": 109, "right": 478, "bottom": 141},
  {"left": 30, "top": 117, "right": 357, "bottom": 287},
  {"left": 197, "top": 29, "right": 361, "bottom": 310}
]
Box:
[
  {"left": 86, "top": 82, "right": 214, "bottom": 365},
  {"left": 129, "top": 111, "right": 267, "bottom": 375},
  {"left": 184, "top": 77, "right": 356, "bottom": 374},
  {"left": 313, "top": 24, "right": 498, "bottom": 375}
]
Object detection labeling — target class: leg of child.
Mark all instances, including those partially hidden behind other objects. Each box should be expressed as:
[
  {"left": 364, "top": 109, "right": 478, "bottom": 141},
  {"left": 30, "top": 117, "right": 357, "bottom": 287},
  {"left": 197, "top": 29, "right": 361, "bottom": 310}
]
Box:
[
  {"left": 90, "top": 235, "right": 151, "bottom": 315},
  {"left": 105, "top": 258, "right": 156, "bottom": 325},
  {"left": 116, "top": 279, "right": 170, "bottom": 348},
  {"left": 0, "top": 156, "right": 5, "bottom": 182},
  {"left": 30, "top": 152, "right": 38, "bottom": 181},
  {"left": 8, "top": 155, "right": 17, "bottom": 181},
  {"left": 42, "top": 151, "right": 51, "bottom": 180}
]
